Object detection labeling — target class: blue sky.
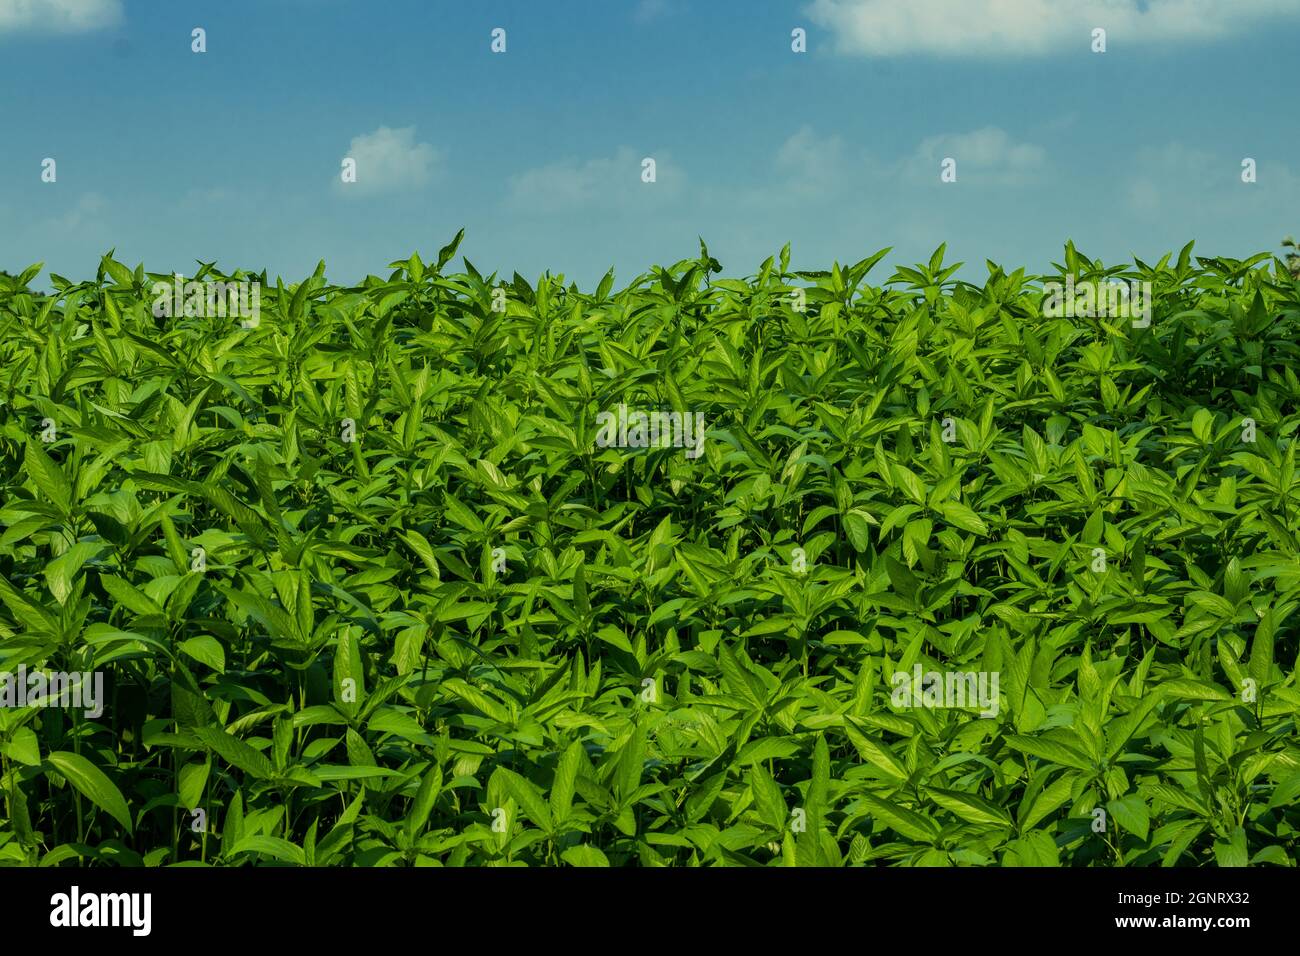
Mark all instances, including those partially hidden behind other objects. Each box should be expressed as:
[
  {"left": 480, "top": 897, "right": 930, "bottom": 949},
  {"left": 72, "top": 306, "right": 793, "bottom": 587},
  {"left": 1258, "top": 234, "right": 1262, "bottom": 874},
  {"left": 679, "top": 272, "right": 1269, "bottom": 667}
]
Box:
[{"left": 1, "top": 0, "right": 1298, "bottom": 288}]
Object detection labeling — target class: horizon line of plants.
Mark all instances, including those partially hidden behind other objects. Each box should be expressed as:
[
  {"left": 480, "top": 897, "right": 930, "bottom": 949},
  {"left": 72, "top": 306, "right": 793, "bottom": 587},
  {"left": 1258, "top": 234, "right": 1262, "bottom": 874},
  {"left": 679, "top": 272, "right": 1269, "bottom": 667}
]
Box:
[{"left": 0, "top": 233, "right": 1297, "bottom": 867}]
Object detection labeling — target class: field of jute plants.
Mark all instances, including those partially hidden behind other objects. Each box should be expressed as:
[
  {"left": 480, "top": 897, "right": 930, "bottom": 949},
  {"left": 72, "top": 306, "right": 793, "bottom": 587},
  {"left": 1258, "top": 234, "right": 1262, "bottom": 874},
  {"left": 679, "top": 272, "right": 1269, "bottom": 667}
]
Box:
[{"left": 0, "top": 234, "right": 1298, "bottom": 867}]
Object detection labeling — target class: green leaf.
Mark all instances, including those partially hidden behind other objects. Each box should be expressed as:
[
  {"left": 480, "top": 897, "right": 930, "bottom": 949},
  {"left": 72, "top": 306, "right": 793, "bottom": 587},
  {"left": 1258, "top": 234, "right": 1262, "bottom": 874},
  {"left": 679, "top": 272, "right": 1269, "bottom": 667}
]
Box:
[
  {"left": 1213, "top": 827, "right": 1249, "bottom": 867},
  {"left": 550, "top": 741, "right": 583, "bottom": 825},
  {"left": 441, "top": 678, "right": 511, "bottom": 724},
  {"left": 44, "top": 751, "right": 133, "bottom": 833},
  {"left": 24, "top": 442, "right": 72, "bottom": 515},
  {"left": 1249, "top": 607, "right": 1274, "bottom": 689},
  {"left": 495, "top": 767, "right": 552, "bottom": 834},
  {"left": 1160, "top": 679, "right": 1231, "bottom": 702},
  {"left": 890, "top": 463, "right": 927, "bottom": 505},
  {"left": 937, "top": 501, "right": 988, "bottom": 536},
  {"left": 615, "top": 723, "right": 646, "bottom": 804},
  {"left": 860, "top": 793, "right": 938, "bottom": 843},
  {"left": 178, "top": 759, "right": 210, "bottom": 810},
  {"left": 43, "top": 541, "right": 103, "bottom": 604},
  {"left": 5, "top": 727, "right": 41, "bottom": 766},
  {"left": 100, "top": 574, "right": 166, "bottom": 618},
  {"left": 749, "top": 764, "right": 787, "bottom": 832},
  {"left": 561, "top": 845, "right": 610, "bottom": 867},
  {"left": 1004, "top": 735, "right": 1095, "bottom": 772},
  {"left": 1106, "top": 794, "right": 1150, "bottom": 842},
  {"left": 179, "top": 636, "right": 226, "bottom": 673},
  {"left": 843, "top": 719, "right": 908, "bottom": 782},
  {"left": 193, "top": 726, "right": 275, "bottom": 780},
  {"left": 843, "top": 511, "right": 872, "bottom": 552},
  {"left": 1191, "top": 408, "right": 1214, "bottom": 443},
  {"left": 404, "top": 764, "right": 443, "bottom": 840},
  {"left": 928, "top": 787, "right": 1014, "bottom": 829},
  {"left": 1019, "top": 773, "right": 1075, "bottom": 830},
  {"left": 401, "top": 529, "right": 441, "bottom": 577},
  {"left": 230, "top": 835, "right": 306, "bottom": 865}
]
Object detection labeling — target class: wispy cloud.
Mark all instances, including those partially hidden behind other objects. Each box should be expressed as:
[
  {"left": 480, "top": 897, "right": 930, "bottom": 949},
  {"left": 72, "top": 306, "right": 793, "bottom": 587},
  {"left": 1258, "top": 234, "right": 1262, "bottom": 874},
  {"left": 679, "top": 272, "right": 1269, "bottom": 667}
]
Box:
[
  {"left": 0, "top": 0, "right": 122, "bottom": 35},
  {"left": 773, "top": 127, "right": 852, "bottom": 199},
  {"left": 39, "top": 192, "right": 109, "bottom": 236},
  {"left": 735, "top": 125, "right": 1046, "bottom": 211},
  {"left": 1124, "top": 143, "right": 1298, "bottom": 214},
  {"left": 633, "top": 0, "right": 676, "bottom": 24},
  {"left": 1125, "top": 143, "right": 1217, "bottom": 213},
  {"left": 335, "top": 126, "right": 441, "bottom": 198},
  {"left": 913, "top": 127, "right": 1047, "bottom": 184},
  {"left": 805, "top": 0, "right": 1300, "bottom": 57},
  {"left": 506, "top": 147, "right": 683, "bottom": 214}
]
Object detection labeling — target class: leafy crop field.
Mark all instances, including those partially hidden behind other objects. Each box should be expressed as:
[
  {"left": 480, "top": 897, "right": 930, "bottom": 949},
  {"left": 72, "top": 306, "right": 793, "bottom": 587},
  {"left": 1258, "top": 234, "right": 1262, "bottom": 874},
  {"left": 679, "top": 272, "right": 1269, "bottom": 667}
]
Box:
[{"left": 1, "top": 235, "right": 1298, "bottom": 867}]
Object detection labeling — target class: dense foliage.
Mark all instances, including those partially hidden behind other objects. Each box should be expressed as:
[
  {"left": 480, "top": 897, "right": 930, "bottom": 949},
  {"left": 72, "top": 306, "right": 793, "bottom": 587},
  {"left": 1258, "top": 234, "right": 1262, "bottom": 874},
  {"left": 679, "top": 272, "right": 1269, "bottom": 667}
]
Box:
[{"left": 1, "top": 235, "right": 1298, "bottom": 867}]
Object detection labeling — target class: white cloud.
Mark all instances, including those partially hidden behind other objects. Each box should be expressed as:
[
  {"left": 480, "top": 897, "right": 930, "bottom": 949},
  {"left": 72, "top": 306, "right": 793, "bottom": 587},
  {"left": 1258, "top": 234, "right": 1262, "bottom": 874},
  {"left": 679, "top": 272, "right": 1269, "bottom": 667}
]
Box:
[
  {"left": 805, "top": 0, "right": 1300, "bottom": 57},
  {"left": 506, "top": 147, "right": 682, "bottom": 213},
  {"left": 1123, "top": 143, "right": 1299, "bottom": 214},
  {"left": 1125, "top": 143, "right": 1216, "bottom": 212},
  {"left": 774, "top": 127, "right": 850, "bottom": 198},
  {"left": 336, "top": 126, "right": 440, "bottom": 198},
  {"left": 913, "top": 127, "right": 1046, "bottom": 183},
  {"left": 736, "top": 125, "right": 1043, "bottom": 210},
  {"left": 0, "top": 0, "right": 121, "bottom": 34}
]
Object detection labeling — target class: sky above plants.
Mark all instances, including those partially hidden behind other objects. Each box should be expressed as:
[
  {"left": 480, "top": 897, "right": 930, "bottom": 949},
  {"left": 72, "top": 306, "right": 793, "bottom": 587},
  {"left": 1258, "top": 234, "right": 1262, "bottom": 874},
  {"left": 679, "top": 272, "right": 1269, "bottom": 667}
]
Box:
[{"left": 1, "top": 0, "right": 1298, "bottom": 285}]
